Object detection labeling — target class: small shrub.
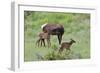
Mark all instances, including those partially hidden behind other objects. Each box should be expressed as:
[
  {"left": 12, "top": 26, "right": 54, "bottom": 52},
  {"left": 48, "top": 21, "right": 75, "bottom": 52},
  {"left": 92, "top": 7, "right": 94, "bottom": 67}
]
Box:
[
  {"left": 44, "top": 51, "right": 66, "bottom": 60},
  {"left": 51, "top": 44, "right": 58, "bottom": 51},
  {"left": 43, "top": 50, "right": 82, "bottom": 60},
  {"left": 43, "top": 50, "right": 71, "bottom": 60}
]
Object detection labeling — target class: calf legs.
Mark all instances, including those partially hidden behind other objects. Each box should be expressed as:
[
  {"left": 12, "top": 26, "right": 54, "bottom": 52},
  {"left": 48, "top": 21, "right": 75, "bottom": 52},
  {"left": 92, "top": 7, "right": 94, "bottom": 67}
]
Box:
[
  {"left": 41, "top": 39, "right": 45, "bottom": 47},
  {"left": 59, "top": 47, "right": 71, "bottom": 54},
  {"left": 36, "top": 39, "right": 46, "bottom": 47}
]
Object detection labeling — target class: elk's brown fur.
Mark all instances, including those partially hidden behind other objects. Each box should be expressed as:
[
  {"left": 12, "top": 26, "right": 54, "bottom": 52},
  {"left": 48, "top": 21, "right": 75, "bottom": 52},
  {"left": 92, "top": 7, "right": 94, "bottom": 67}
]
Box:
[
  {"left": 36, "top": 32, "right": 51, "bottom": 47},
  {"left": 42, "top": 23, "right": 64, "bottom": 44},
  {"left": 59, "top": 39, "right": 76, "bottom": 52}
]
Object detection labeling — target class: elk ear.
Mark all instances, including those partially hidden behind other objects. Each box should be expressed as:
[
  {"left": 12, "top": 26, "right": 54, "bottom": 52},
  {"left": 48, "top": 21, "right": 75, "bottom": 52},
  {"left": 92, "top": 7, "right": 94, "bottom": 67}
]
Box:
[
  {"left": 74, "top": 40, "right": 76, "bottom": 43},
  {"left": 70, "top": 38, "right": 73, "bottom": 40}
]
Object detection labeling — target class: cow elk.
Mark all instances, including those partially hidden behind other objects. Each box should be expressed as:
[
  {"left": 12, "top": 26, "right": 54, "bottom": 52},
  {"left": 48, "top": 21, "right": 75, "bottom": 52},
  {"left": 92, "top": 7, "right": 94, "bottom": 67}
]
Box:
[{"left": 41, "top": 23, "right": 64, "bottom": 44}]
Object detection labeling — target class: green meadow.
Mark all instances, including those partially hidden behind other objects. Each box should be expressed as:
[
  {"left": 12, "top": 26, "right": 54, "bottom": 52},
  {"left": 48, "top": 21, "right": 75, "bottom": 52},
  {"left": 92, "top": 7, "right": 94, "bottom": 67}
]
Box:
[{"left": 24, "top": 11, "right": 90, "bottom": 62}]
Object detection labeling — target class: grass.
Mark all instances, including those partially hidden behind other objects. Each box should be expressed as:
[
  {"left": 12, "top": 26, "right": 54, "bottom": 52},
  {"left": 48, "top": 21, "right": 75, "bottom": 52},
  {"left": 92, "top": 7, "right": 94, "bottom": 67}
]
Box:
[{"left": 24, "top": 11, "right": 90, "bottom": 62}]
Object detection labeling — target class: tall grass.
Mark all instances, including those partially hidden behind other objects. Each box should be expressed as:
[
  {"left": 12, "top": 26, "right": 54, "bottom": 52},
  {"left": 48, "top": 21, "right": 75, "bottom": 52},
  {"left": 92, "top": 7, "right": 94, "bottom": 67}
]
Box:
[{"left": 24, "top": 11, "right": 90, "bottom": 62}]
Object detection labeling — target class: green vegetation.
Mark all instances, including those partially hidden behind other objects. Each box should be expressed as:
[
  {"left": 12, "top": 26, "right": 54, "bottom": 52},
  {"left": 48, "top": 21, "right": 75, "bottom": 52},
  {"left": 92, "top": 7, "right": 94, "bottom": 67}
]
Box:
[{"left": 24, "top": 11, "right": 90, "bottom": 62}]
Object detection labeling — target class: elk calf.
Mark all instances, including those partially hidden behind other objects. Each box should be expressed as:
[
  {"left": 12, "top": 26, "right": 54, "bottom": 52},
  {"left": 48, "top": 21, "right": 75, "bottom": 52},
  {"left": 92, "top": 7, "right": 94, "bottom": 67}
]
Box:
[
  {"left": 59, "top": 39, "right": 76, "bottom": 52},
  {"left": 36, "top": 32, "right": 51, "bottom": 47}
]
